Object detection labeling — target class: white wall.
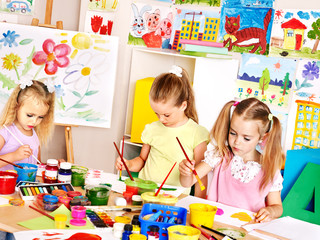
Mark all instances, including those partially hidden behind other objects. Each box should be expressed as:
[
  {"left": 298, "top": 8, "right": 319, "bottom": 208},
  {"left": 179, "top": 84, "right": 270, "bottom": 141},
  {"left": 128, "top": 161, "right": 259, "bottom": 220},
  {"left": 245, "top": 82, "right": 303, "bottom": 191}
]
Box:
[{"left": 8, "top": 0, "right": 319, "bottom": 172}]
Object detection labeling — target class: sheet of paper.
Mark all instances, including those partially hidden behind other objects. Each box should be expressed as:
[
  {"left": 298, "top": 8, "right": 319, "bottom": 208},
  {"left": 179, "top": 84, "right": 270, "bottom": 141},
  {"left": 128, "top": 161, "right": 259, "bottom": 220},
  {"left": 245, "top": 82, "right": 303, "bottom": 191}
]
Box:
[
  {"left": 14, "top": 228, "right": 115, "bottom": 240},
  {"left": 18, "top": 205, "right": 95, "bottom": 230},
  {"left": 243, "top": 216, "right": 320, "bottom": 240},
  {"left": 176, "top": 195, "right": 255, "bottom": 227},
  {"left": 99, "top": 173, "right": 186, "bottom": 197},
  {"left": 0, "top": 196, "right": 10, "bottom": 207}
]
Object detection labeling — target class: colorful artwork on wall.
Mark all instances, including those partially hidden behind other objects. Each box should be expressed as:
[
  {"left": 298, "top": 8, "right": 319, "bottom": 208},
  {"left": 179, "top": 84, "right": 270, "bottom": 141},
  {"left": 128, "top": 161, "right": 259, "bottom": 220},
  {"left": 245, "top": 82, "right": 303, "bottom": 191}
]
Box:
[
  {"left": 175, "top": 0, "right": 220, "bottom": 7},
  {"left": 0, "top": 22, "right": 119, "bottom": 128},
  {"left": 222, "top": 0, "right": 274, "bottom": 8},
  {"left": 0, "top": 0, "right": 35, "bottom": 15},
  {"left": 270, "top": 9, "right": 320, "bottom": 60},
  {"left": 169, "top": 8, "right": 221, "bottom": 51},
  {"left": 219, "top": 7, "right": 274, "bottom": 55},
  {"left": 236, "top": 53, "right": 297, "bottom": 108},
  {"left": 287, "top": 60, "right": 320, "bottom": 150},
  {"left": 127, "top": 2, "right": 174, "bottom": 49},
  {"left": 84, "top": 10, "right": 114, "bottom": 35},
  {"left": 87, "top": 0, "right": 118, "bottom": 12}
]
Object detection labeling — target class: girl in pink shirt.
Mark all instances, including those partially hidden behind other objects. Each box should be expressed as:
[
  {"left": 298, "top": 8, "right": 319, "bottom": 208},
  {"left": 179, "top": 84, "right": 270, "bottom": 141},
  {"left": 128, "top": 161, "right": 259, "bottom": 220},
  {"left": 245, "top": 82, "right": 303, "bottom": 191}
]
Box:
[{"left": 179, "top": 98, "right": 284, "bottom": 223}]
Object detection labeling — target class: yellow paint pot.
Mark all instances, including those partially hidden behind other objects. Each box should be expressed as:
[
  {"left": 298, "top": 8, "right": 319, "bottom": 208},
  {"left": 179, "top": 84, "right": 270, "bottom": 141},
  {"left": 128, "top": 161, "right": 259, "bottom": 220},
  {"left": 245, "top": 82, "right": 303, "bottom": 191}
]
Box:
[
  {"left": 189, "top": 203, "right": 217, "bottom": 228},
  {"left": 167, "top": 225, "right": 200, "bottom": 240}
]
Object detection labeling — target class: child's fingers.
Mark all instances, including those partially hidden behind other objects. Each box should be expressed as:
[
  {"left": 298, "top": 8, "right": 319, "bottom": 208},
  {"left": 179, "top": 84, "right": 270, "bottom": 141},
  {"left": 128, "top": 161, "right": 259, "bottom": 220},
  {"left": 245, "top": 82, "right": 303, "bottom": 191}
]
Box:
[{"left": 179, "top": 160, "right": 194, "bottom": 176}]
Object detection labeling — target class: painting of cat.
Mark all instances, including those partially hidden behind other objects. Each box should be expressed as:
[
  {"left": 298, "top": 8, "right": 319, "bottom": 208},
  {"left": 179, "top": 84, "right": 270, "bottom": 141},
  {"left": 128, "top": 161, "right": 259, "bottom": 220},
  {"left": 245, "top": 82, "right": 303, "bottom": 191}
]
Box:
[{"left": 223, "top": 8, "right": 272, "bottom": 54}]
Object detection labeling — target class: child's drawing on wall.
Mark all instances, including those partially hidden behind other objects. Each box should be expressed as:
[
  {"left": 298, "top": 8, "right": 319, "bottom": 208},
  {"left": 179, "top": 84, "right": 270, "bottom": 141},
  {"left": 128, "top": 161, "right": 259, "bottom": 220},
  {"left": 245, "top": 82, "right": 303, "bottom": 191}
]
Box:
[
  {"left": 0, "top": 0, "right": 35, "bottom": 15},
  {"left": 219, "top": 7, "right": 274, "bottom": 55},
  {"left": 270, "top": 9, "right": 320, "bottom": 60},
  {"left": 169, "top": 8, "right": 221, "bottom": 51},
  {"left": 127, "top": 3, "right": 174, "bottom": 49},
  {"left": 84, "top": 10, "right": 114, "bottom": 36},
  {"left": 236, "top": 53, "right": 297, "bottom": 107},
  {"left": 175, "top": 0, "right": 220, "bottom": 7},
  {"left": 87, "top": 0, "right": 118, "bottom": 11},
  {"left": 222, "top": 0, "right": 274, "bottom": 8}
]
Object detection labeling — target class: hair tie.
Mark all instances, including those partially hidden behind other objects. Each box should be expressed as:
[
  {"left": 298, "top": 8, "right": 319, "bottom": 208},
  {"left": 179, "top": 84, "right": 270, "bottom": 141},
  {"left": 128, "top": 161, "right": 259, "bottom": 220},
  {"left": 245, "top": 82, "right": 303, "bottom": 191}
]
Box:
[
  {"left": 268, "top": 113, "right": 273, "bottom": 121},
  {"left": 233, "top": 101, "right": 239, "bottom": 106},
  {"left": 230, "top": 101, "right": 239, "bottom": 120},
  {"left": 169, "top": 65, "right": 182, "bottom": 77}
]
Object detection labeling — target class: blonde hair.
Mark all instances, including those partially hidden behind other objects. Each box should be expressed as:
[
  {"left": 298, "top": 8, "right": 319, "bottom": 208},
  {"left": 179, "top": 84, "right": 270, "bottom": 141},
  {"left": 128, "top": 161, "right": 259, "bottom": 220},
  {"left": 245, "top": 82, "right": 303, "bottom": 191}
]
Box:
[
  {"left": 210, "top": 98, "right": 284, "bottom": 191},
  {"left": 149, "top": 67, "right": 198, "bottom": 123},
  {"left": 0, "top": 80, "right": 55, "bottom": 145}
]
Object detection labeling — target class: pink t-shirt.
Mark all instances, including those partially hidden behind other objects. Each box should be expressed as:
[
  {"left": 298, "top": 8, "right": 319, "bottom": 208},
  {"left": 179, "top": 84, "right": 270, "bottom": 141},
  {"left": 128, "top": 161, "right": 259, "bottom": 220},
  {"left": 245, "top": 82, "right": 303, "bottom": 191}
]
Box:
[
  {"left": 207, "top": 159, "right": 276, "bottom": 212},
  {"left": 0, "top": 124, "right": 39, "bottom": 171}
]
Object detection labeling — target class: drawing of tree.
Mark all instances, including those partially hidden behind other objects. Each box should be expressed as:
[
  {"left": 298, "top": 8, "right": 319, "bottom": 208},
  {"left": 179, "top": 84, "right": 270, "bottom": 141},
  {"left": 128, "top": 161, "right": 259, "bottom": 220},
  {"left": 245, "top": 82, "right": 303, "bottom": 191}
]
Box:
[
  {"left": 280, "top": 72, "right": 291, "bottom": 95},
  {"left": 307, "top": 18, "right": 320, "bottom": 54},
  {"left": 259, "top": 68, "right": 270, "bottom": 95}
]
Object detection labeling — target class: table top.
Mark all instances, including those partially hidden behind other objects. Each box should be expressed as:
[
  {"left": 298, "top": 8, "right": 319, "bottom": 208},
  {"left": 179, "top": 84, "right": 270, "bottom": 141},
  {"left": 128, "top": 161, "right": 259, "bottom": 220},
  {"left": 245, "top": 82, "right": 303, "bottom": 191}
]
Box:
[{"left": 0, "top": 187, "right": 262, "bottom": 240}]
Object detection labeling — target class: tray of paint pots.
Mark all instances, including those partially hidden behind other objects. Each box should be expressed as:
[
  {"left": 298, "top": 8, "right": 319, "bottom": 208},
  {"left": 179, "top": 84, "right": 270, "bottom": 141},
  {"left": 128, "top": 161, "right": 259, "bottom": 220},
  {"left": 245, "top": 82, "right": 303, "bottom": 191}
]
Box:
[
  {"left": 139, "top": 203, "right": 188, "bottom": 240},
  {"left": 18, "top": 183, "right": 75, "bottom": 200}
]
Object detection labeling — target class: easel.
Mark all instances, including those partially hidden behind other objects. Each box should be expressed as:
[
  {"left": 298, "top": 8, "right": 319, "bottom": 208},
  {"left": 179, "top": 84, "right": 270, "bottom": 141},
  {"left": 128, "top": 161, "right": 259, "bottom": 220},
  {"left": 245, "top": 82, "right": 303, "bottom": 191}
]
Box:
[
  {"left": 31, "top": 0, "right": 63, "bottom": 29},
  {"left": 30, "top": 0, "right": 75, "bottom": 163}
]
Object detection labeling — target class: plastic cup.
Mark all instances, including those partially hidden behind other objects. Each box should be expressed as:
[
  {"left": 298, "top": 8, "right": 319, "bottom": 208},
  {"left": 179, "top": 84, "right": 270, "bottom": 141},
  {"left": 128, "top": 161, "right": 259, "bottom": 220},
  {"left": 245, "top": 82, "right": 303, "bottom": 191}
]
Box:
[
  {"left": 85, "top": 184, "right": 111, "bottom": 205},
  {"left": 189, "top": 203, "right": 217, "bottom": 228},
  {"left": 71, "top": 205, "right": 86, "bottom": 219},
  {"left": 141, "top": 192, "right": 159, "bottom": 204},
  {"left": 159, "top": 193, "right": 178, "bottom": 206},
  {"left": 124, "top": 178, "right": 141, "bottom": 195},
  {"left": 71, "top": 165, "right": 88, "bottom": 187},
  {"left": 54, "top": 214, "right": 67, "bottom": 229},
  {"left": 13, "top": 163, "right": 38, "bottom": 183},
  {"left": 167, "top": 225, "right": 200, "bottom": 240},
  {"left": 137, "top": 180, "right": 157, "bottom": 195},
  {"left": 0, "top": 171, "right": 18, "bottom": 194}
]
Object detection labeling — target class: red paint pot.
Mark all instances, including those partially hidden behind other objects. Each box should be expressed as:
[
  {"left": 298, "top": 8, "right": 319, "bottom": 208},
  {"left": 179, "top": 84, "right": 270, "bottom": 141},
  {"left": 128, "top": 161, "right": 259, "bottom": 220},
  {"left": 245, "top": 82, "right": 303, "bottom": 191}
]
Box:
[{"left": 0, "top": 171, "right": 18, "bottom": 194}]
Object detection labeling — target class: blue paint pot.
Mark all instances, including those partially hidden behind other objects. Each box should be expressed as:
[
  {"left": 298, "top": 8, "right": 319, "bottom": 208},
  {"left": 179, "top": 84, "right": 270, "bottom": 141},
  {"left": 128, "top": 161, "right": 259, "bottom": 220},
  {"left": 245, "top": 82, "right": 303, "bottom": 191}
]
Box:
[{"left": 14, "top": 163, "right": 38, "bottom": 183}]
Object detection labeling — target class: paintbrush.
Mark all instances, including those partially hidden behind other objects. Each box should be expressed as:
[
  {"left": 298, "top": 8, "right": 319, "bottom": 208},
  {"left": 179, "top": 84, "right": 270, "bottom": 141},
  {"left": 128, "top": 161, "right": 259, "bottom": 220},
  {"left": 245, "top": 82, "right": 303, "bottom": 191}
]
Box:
[
  {"left": 176, "top": 137, "right": 205, "bottom": 191},
  {"left": 113, "top": 142, "right": 134, "bottom": 181},
  {"left": 155, "top": 162, "right": 177, "bottom": 196},
  {"left": 119, "top": 136, "right": 124, "bottom": 181},
  {"left": 29, "top": 205, "right": 70, "bottom": 228},
  {"left": 191, "top": 224, "right": 217, "bottom": 240},
  {"left": 3, "top": 125, "right": 42, "bottom": 164},
  {"left": 0, "top": 158, "right": 23, "bottom": 169},
  {"left": 200, "top": 225, "right": 236, "bottom": 240}
]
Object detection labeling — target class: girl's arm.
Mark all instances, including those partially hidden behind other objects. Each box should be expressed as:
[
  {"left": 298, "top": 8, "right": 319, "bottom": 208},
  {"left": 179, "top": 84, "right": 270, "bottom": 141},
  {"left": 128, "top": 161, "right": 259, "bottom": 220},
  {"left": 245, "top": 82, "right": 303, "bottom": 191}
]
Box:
[
  {"left": 115, "top": 144, "right": 151, "bottom": 172},
  {"left": 179, "top": 159, "right": 212, "bottom": 188},
  {"left": 255, "top": 191, "right": 283, "bottom": 223},
  {"left": 193, "top": 141, "right": 208, "bottom": 198}
]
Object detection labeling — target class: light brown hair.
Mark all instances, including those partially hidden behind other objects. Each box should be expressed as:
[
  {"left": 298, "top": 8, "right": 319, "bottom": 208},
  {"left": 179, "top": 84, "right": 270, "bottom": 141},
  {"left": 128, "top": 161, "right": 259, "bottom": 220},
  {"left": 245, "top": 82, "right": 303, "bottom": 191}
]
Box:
[
  {"left": 0, "top": 80, "right": 55, "bottom": 145},
  {"left": 210, "top": 98, "right": 284, "bottom": 190},
  {"left": 149, "top": 66, "right": 198, "bottom": 123}
]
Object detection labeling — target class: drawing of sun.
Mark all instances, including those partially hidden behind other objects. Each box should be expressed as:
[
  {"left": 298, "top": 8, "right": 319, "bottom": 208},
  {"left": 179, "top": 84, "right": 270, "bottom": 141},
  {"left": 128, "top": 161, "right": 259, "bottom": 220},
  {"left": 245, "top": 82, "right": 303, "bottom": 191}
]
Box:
[{"left": 274, "top": 60, "right": 282, "bottom": 72}]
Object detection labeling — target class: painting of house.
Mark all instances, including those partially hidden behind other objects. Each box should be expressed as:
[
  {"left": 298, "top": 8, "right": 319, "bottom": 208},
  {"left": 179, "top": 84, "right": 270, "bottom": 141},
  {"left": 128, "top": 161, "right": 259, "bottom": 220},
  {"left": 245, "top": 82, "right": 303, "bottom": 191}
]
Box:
[
  {"left": 270, "top": 9, "right": 320, "bottom": 59},
  {"left": 281, "top": 18, "right": 307, "bottom": 51}
]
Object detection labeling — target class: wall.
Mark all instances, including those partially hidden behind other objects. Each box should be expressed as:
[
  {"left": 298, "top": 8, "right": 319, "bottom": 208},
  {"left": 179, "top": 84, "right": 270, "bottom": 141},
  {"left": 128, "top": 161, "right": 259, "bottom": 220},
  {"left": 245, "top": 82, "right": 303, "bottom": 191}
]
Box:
[{"left": 7, "top": 0, "right": 319, "bottom": 172}]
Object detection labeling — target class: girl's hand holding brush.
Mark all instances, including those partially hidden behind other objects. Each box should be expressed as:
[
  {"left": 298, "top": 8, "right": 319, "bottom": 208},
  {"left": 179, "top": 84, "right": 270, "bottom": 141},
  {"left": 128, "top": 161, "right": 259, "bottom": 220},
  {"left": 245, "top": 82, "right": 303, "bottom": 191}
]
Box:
[
  {"left": 115, "top": 156, "right": 130, "bottom": 171},
  {"left": 179, "top": 159, "right": 196, "bottom": 176}
]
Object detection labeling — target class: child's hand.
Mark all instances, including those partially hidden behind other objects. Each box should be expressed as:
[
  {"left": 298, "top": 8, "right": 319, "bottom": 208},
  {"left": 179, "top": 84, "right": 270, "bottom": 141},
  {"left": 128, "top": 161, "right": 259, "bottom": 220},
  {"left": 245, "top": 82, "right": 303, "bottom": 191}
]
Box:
[
  {"left": 255, "top": 207, "right": 272, "bottom": 223},
  {"left": 179, "top": 159, "right": 195, "bottom": 176},
  {"left": 115, "top": 156, "right": 130, "bottom": 171},
  {"left": 14, "top": 145, "right": 32, "bottom": 160}
]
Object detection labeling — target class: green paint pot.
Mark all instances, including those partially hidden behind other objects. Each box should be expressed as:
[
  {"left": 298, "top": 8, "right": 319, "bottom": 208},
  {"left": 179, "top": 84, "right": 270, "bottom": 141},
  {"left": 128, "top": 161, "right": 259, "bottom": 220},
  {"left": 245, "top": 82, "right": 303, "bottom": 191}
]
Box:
[
  {"left": 85, "top": 184, "right": 111, "bottom": 206},
  {"left": 71, "top": 166, "right": 88, "bottom": 187}
]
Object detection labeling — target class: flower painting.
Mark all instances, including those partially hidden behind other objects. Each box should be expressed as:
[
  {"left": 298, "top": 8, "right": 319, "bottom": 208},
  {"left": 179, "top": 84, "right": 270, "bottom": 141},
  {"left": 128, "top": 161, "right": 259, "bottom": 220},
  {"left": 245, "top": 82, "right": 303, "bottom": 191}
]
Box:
[{"left": 0, "top": 22, "right": 119, "bottom": 128}]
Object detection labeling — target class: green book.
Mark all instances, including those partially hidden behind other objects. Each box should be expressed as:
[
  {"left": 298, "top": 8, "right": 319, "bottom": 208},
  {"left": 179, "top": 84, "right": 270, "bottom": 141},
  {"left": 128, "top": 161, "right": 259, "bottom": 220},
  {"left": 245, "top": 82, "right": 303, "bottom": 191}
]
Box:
[{"left": 180, "top": 50, "right": 232, "bottom": 59}]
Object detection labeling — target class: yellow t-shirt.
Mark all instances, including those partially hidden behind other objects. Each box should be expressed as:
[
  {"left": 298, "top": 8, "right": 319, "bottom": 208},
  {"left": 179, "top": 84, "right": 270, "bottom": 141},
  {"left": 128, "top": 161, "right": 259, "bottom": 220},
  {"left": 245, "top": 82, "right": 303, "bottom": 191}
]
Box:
[{"left": 138, "top": 119, "right": 209, "bottom": 191}]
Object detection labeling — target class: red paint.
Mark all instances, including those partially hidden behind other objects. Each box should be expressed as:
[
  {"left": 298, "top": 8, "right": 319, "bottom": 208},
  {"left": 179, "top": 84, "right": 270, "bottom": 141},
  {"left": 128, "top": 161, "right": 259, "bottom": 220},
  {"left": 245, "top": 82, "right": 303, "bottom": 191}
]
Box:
[
  {"left": 100, "top": 25, "right": 108, "bottom": 35},
  {"left": 295, "top": 34, "right": 302, "bottom": 50},
  {"left": 65, "top": 233, "right": 102, "bottom": 240},
  {"left": 142, "top": 31, "right": 162, "bottom": 48},
  {"left": 91, "top": 15, "right": 103, "bottom": 33},
  {"left": 43, "top": 232, "right": 63, "bottom": 236}
]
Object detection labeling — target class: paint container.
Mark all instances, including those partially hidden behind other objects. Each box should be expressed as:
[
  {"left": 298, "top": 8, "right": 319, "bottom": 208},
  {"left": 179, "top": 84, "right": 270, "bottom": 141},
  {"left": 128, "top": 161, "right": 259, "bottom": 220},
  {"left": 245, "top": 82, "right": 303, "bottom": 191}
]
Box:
[
  {"left": 52, "top": 189, "right": 67, "bottom": 197},
  {"left": 43, "top": 195, "right": 59, "bottom": 211},
  {"left": 67, "top": 191, "right": 82, "bottom": 198},
  {"left": 71, "top": 165, "right": 88, "bottom": 187},
  {"left": 36, "top": 164, "right": 46, "bottom": 177},
  {"left": 138, "top": 180, "right": 157, "bottom": 195},
  {"left": 158, "top": 194, "right": 178, "bottom": 206},
  {"left": 73, "top": 195, "right": 91, "bottom": 206},
  {"left": 85, "top": 184, "right": 111, "bottom": 206},
  {"left": 58, "top": 196, "right": 72, "bottom": 209},
  {"left": 54, "top": 214, "right": 68, "bottom": 229},
  {"left": 14, "top": 163, "right": 38, "bottom": 183},
  {"left": 123, "top": 191, "right": 133, "bottom": 205},
  {"left": 129, "top": 234, "right": 146, "bottom": 240},
  {"left": 132, "top": 195, "right": 143, "bottom": 206},
  {"left": 124, "top": 178, "right": 141, "bottom": 195},
  {"left": 113, "top": 222, "right": 125, "bottom": 238},
  {"left": 34, "top": 193, "right": 50, "bottom": 209},
  {"left": 167, "top": 225, "right": 201, "bottom": 240},
  {"left": 71, "top": 205, "right": 86, "bottom": 219},
  {"left": 189, "top": 203, "right": 217, "bottom": 228},
  {"left": 115, "top": 216, "right": 131, "bottom": 224},
  {"left": 0, "top": 171, "right": 18, "bottom": 194},
  {"left": 141, "top": 192, "right": 159, "bottom": 205}
]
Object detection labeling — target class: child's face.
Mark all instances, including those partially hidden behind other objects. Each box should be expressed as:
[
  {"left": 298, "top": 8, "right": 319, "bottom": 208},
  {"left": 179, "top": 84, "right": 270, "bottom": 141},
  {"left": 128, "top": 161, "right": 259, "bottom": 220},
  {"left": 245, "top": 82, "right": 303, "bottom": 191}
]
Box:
[
  {"left": 15, "top": 97, "right": 49, "bottom": 133},
  {"left": 228, "top": 114, "right": 262, "bottom": 161},
  {"left": 150, "top": 98, "right": 187, "bottom": 127}
]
